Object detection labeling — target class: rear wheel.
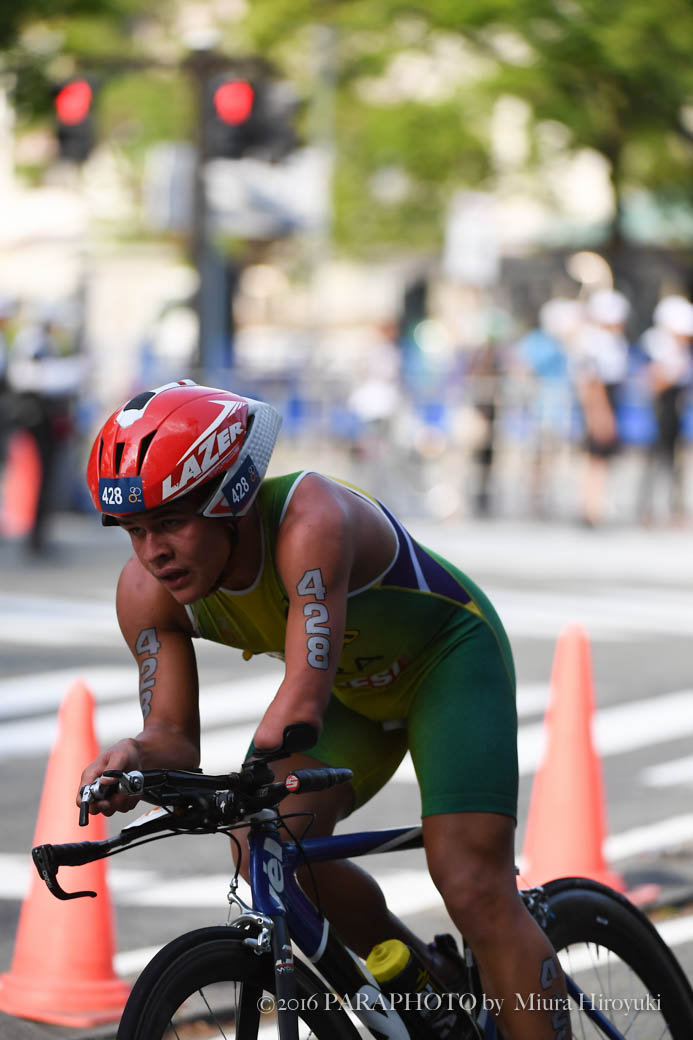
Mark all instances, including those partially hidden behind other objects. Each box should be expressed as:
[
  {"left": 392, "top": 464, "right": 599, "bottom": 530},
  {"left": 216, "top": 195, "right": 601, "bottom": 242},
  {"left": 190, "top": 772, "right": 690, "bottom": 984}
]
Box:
[
  {"left": 116, "top": 925, "right": 359, "bottom": 1040},
  {"left": 536, "top": 877, "right": 693, "bottom": 1039}
]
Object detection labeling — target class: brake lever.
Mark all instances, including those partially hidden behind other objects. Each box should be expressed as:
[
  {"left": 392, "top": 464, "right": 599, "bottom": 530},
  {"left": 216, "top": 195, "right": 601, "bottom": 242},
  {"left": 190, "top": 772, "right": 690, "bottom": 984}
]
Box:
[
  {"left": 32, "top": 845, "right": 96, "bottom": 901},
  {"left": 79, "top": 778, "right": 108, "bottom": 827},
  {"left": 78, "top": 770, "right": 145, "bottom": 826}
]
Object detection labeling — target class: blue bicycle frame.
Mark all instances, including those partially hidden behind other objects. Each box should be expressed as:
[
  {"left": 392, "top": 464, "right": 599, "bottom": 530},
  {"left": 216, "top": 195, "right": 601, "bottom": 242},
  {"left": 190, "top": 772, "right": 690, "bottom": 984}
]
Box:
[{"left": 245, "top": 812, "right": 623, "bottom": 1040}]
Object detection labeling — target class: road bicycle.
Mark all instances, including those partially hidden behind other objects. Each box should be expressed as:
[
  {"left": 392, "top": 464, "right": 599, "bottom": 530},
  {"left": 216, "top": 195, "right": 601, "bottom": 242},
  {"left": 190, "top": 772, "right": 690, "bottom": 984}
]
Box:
[{"left": 32, "top": 723, "right": 693, "bottom": 1040}]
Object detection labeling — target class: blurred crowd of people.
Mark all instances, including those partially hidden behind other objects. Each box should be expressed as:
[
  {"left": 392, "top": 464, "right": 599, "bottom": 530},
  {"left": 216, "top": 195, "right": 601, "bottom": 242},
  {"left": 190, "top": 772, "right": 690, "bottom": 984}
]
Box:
[
  {"left": 341, "top": 286, "right": 693, "bottom": 528},
  {"left": 509, "top": 288, "right": 693, "bottom": 528},
  {"left": 2, "top": 279, "right": 693, "bottom": 550},
  {"left": 0, "top": 294, "right": 86, "bottom": 554}
]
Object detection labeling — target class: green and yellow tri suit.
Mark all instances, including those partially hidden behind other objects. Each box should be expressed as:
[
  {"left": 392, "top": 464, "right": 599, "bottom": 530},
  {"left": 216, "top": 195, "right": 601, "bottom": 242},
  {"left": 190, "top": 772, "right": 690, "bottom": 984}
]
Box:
[{"left": 186, "top": 472, "right": 518, "bottom": 819}]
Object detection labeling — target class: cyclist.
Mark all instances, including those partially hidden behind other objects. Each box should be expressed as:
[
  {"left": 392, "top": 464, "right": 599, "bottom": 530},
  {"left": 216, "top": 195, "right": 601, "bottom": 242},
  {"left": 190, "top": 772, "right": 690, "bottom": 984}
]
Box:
[{"left": 79, "top": 379, "right": 569, "bottom": 1040}]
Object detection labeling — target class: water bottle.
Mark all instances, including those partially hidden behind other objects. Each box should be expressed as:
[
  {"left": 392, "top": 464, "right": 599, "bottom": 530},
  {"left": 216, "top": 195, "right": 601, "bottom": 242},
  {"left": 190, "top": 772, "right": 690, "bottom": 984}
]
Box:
[{"left": 366, "top": 938, "right": 477, "bottom": 1038}]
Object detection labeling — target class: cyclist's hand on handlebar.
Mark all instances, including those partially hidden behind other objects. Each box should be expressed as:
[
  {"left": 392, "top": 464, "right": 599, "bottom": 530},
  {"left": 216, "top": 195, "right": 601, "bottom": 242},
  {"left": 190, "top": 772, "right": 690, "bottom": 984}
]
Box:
[
  {"left": 253, "top": 698, "right": 322, "bottom": 755},
  {"left": 77, "top": 738, "right": 144, "bottom": 819}
]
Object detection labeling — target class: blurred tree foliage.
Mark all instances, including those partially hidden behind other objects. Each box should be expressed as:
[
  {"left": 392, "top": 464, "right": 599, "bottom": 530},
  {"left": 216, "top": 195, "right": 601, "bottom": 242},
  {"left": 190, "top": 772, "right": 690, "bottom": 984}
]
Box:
[
  {"left": 4, "top": 0, "right": 693, "bottom": 252},
  {"left": 0, "top": 0, "right": 115, "bottom": 53},
  {"left": 2, "top": 0, "right": 193, "bottom": 165},
  {"left": 243, "top": 0, "right": 693, "bottom": 251}
]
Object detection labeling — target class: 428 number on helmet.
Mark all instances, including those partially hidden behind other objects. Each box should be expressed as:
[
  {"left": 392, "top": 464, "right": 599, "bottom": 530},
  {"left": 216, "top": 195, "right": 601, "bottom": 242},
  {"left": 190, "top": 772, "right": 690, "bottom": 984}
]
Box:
[
  {"left": 102, "top": 486, "right": 123, "bottom": 506},
  {"left": 98, "top": 476, "right": 145, "bottom": 513},
  {"left": 229, "top": 476, "right": 250, "bottom": 504}
]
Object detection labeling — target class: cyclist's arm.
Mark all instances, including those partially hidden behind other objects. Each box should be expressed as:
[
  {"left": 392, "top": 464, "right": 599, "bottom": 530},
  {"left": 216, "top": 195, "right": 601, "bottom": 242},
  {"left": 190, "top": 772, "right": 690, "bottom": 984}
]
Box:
[
  {"left": 253, "top": 475, "right": 354, "bottom": 749},
  {"left": 77, "top": 555, "right": 201, "bottom": 815}
]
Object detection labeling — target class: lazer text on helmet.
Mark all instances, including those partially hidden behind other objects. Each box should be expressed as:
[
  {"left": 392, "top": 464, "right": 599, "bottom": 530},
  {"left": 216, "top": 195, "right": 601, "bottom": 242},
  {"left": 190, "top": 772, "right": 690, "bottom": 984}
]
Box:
[{"left": 161, "top": 402, "right": 245, "bottom": 500}]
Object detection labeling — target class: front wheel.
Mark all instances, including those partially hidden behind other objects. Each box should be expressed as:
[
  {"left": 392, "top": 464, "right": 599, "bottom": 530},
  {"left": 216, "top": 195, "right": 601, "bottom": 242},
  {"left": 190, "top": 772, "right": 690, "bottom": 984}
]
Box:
[
  {"left": 537, "top": 877, "right": 693, "bottom": 1039},
  {"left": 116, "top": 925, "right": 360, "bottom": 1040}
]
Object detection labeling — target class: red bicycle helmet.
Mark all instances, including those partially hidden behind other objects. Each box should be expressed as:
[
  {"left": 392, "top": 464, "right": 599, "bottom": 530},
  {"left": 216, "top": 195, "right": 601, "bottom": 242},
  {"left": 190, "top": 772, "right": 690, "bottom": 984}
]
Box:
[{"left": 87, "top": 380, "right": 282, "bottom": 522}]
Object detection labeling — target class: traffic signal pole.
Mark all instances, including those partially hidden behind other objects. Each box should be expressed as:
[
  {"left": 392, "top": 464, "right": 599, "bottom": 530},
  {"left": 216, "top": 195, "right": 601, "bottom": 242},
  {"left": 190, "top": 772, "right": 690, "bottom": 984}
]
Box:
[
  {"left": 186, "top": 49, "right": 234, "bottom": 380},
  {"left": 54, "top": 50, "right": 299, "bottom": 383},
  {"left": 186, "top": 49, "right": 302, "bottom": 380}
]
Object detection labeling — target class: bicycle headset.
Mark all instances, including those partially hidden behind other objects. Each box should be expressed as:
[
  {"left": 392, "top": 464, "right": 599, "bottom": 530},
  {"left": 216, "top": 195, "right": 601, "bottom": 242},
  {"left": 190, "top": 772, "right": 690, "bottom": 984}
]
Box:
[{"left": 86, "top": 379, "right": 282, "bottom": 525}]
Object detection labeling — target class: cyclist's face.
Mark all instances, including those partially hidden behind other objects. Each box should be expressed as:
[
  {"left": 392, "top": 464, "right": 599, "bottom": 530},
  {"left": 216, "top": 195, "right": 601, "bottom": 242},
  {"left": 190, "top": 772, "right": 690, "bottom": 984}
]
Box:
[{"left": 119, "top": 503, "right": 234, "bottom": 603}]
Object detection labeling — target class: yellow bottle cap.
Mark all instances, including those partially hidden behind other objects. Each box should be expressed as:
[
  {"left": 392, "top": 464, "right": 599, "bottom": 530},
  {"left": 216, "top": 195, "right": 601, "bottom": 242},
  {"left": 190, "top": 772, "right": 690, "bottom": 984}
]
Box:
[{"left": 366, "top": 938, "right": 410, "bottom": 983}]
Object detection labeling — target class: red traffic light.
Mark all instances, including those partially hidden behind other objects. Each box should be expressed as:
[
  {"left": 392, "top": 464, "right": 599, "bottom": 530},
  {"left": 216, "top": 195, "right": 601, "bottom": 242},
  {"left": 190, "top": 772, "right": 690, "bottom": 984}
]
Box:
[
  {"left": 213, "top": 80, "right": 255, "bottom": 126},
  {"left": 55, "top": 79, "right": 92, "bottom": 125}
]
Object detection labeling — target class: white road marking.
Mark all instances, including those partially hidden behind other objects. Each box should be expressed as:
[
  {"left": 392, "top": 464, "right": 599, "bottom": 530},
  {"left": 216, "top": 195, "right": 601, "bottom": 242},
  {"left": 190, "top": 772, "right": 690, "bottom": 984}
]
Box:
[
  {"left": 0, "top": 670, "right": 539, "bottom": 762},
  {"left": 538, "top": 688, "right": 693, "bottom": 778},
  {"left": 4, "top": 814, "right": 693, "bottom": 907},
  {"left": 0, "top": 667, "right": 135, "bottom": 720},
  {"left": 515, "top": 683, "right": 550, "bottom": 717},
  {"left": 4, "top": 582, "right": 693, "bottom": 651},
  {"left": 0, "top": 672, "right": 276, "bottom": 760},
  {"left": 0, "top": 666, "right": 276, "bottom": 722},
  {"left": 112, "top": 909, "right": 693, "bottom": 980},
  {"left": 410, "top": 522, "right": 693, "bottom": 588},
  {"left": 2, "top": 666, "right": 692, "bottom": 800},
  {"left": 114, "top": 945, "right": 162, "bottom": 977},
  {"left": 484, "top": 584, "right": 693, "bottom": 640},
  {"left": 0, "top": 667, "right": 545, "bottom": 723},
  {"left": 0, "top": 594, "right": 118, "bottom": 648},
  {"left": 654, "top": 912, "right": 693, "bottom": 949},
  {"left": 605, "top": 814, "right": 693, "bottom": 861},
  {"left": 641, "top": 754, "right": 693, "bottom": 789}
]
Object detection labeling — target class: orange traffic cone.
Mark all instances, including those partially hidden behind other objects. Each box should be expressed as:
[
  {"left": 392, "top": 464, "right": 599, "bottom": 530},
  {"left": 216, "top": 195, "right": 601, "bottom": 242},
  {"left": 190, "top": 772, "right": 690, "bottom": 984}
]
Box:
[
  {"left": 520, "top": 624, "right": 624, "bottom": 891},
  {"left": 0, "top": 429, "right": 42, "bottom": 537},
  {"left": 0, "top": 681, "right": 130, "bottom": 1026}
]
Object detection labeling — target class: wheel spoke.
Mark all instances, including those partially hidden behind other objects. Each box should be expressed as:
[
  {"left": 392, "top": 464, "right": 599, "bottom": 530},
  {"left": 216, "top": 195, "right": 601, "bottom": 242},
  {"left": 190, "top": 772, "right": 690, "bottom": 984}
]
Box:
[
  {"left": 536, "top": 879, "right": 693, "bottom": 1040},
  {"left": 199, "top": 986, "right": 231, "bottom": 1039},
  {"left": 561, "top": 941, "right": 673, "bottom": 1038}
]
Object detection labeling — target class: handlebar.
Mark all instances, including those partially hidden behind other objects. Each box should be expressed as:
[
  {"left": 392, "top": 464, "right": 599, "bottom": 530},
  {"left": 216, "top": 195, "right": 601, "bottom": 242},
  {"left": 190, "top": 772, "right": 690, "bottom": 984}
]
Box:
[
  {"left": 77, "top": 721, "right": 320, "bottom": 826},
  {"left": 33, "top": 724, "right": 352, "bottom": 901}
]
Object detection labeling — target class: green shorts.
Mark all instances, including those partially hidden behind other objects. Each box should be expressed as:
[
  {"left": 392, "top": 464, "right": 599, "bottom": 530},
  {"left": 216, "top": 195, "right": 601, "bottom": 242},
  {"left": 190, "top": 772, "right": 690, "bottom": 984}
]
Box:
[{"left": 309, "top": 613, "right": 519, "bottom": 821}]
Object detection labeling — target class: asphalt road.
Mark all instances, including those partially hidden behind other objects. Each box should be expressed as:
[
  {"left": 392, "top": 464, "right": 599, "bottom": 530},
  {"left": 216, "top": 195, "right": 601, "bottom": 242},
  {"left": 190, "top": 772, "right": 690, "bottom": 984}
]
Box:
[{"left": 1, "top": 507, "right": 693, "bottom": 1038}]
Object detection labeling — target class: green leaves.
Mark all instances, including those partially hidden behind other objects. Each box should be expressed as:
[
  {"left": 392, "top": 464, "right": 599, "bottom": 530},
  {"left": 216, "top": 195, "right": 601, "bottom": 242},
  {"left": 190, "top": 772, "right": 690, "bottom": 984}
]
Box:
[{"left": 6, "top": 0, "right": 693, "bottom": 250}]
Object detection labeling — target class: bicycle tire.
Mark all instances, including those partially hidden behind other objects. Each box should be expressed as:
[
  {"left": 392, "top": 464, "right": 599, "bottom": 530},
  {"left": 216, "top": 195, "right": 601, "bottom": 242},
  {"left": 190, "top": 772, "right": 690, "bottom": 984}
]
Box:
[
  {"left": 539, "top": 877, "right": 693, "bottom": 1039},
  {"left": 116, "top": 925, "right": 360, "bottom": 1040}
]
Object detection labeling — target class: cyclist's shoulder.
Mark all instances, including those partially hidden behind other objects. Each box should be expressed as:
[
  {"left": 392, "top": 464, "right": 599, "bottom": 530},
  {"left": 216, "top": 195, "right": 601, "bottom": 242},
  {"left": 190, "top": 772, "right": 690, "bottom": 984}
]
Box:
[
  {"left": 116, "top": 555, "right": 192, "bottom": 637},
  {"left": 256, "top": 470, "right": 306, "bottom": 525},
  {"left": 276, "top": 472, "right": 381, "bottom": 544},
  {"left": 275, "top": 473, "right": 397, "bottom": 588},
  {"left": 260, "top": 470, "right": 351, "bottom": 527}
]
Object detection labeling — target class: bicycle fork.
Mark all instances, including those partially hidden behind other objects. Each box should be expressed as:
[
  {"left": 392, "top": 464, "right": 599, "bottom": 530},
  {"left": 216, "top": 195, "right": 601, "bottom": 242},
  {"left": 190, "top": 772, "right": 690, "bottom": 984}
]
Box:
[
  {"left": 247, "top": 816, "right": 411, "bottom": 1039},
  {"left": 246, "top": 816, "right": 302, "bottom": 1040}
]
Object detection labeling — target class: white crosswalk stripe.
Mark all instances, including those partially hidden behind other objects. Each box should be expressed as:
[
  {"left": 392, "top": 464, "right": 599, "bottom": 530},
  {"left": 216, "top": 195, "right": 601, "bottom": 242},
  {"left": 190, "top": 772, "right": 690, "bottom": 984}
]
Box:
[
  {"left": 3, "top": 670, "right": 693, "bottom": 975},
  {"left": 485, "top": 583, "right": 693, "bottom": 640},
  {"left": 642, "top": 755, "right": 693, "bottom": 788},
  {"left": 0, "top": 669, "right": 275, "bottom": 760},
  {"left": 109, "top": 907, "right": 693, "bottom": 980},
  {"left": 3, "top": 521, "right": 693, "bottom": 988},
  {"left": 0, "top": 593, "right": 119, "bottom": 648},
  {"left": 4, "top": 834, "right": 693, "bottom": 985},
  {"left": 3, "top": 583, "right": 693, "bottom": 651},
  {"left": 2, "top": 669, "right": 693, "bottom": 796},
  {"left": 3, "top": 810, "right": 693, "bottom": 909}
]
